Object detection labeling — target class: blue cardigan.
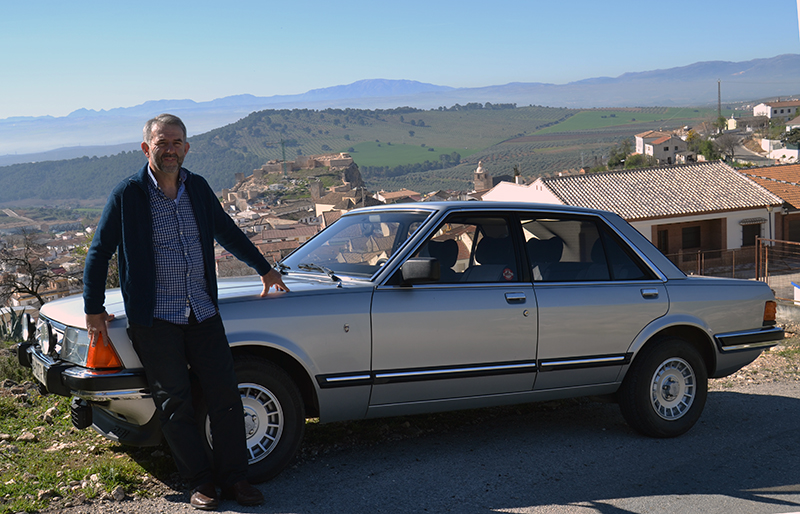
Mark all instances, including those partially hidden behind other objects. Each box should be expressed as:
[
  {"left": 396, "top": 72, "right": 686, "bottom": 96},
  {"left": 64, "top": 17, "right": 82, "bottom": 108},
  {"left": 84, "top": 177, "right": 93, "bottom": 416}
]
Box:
[{"left": 83, "top": 164, "right": 272, "bottom": 326}]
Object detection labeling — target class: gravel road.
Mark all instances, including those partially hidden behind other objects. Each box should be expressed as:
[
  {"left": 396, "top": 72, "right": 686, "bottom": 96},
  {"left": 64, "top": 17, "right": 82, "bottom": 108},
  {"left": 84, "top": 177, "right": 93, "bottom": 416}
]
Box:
[{"left": 46, "top": 369, "right": 800, "bottom": 514}]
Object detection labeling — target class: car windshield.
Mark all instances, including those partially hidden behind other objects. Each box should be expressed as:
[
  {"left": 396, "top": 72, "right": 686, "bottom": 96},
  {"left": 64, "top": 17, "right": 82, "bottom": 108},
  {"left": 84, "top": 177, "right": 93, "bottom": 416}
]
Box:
[{"left": 281, "top": 210, "right": 432, "bottom": 278}]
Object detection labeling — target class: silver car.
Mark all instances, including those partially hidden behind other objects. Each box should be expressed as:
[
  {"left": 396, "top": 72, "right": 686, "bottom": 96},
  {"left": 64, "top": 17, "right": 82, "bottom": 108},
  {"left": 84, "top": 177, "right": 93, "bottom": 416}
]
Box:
[{"left": 18, "top": 201, "right": 784, "bottom": 482}]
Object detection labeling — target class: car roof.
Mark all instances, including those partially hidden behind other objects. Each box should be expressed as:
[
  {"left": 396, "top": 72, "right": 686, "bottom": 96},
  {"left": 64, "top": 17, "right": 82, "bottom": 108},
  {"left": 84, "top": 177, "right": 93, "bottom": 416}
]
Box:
[{"left": 346, "top": 201, "right": 614, "bottom": 217}]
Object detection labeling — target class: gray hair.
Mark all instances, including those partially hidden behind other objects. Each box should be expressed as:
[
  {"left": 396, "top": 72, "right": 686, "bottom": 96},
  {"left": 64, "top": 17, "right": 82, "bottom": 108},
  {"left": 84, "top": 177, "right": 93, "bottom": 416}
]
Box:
[{"left": 143, "top": 114, "right": 187, "bottom": 143}]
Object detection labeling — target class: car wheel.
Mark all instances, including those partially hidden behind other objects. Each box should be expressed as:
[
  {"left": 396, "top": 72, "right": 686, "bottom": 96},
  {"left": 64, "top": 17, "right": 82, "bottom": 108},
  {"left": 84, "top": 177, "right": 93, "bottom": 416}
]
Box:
[
  {"left": 618, "top": 338, "right": 708, "bottom": 438},
  {"left": 201, "top": 356, "right": 305, "bottom": 483}
]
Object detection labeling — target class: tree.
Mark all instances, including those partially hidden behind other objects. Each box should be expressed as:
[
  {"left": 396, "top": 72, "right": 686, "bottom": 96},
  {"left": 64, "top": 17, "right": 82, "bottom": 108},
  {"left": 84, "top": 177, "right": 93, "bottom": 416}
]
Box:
[
  {"left": 715, "top": 133, "right": 739, "bottom": 160},
  {"left": 781, "top": 127, "right": 800, "bottom": 147},
  {"left": 606, "top": 139, "right": 633, "bottom": 168},
  {"left": 713, "top": 116, "right": 727, "bottom": 134},
  {"left": 623, "top": 154, "right": 658, "bottom": 169},
  {"left": 697, "top": 139, "right": 721, "bottom": 161},
  {"left": 408, "top": 131, "right": 415, "bottom": 137},
  {"left": 0, "top": 232, "right": 84, "bottom": 308}
]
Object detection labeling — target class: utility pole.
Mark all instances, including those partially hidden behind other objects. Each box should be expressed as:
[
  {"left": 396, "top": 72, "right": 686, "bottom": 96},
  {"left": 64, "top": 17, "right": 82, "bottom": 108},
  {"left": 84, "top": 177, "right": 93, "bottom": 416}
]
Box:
[{"left": 718, "top": 79, "right": 722, "bottom": 120}]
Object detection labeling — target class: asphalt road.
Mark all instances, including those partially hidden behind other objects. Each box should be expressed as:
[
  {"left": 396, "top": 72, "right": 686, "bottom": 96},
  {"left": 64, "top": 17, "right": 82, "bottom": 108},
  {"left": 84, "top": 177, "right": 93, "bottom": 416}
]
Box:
[{"left": 64, "top": 381, "right": 800, "bottom": 514}]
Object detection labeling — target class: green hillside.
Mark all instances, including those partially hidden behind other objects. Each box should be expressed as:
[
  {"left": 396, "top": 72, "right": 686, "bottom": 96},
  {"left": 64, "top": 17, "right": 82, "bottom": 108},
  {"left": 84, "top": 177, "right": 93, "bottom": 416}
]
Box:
[{"left": 0, "top": 104, "right": 724, "bottom": 205}]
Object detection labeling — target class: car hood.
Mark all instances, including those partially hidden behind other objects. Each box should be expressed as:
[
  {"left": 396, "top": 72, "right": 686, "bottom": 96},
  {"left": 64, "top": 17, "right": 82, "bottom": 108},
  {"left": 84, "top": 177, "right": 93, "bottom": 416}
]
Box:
[{"left": 39, "top": 272, "right": 375, "bottom": 329}]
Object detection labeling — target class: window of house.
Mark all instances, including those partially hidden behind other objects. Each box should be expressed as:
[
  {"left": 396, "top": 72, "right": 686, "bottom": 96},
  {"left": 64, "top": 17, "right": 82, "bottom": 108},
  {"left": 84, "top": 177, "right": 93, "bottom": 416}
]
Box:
[
  {"left": 663, "top": 146, "right": 669, "bottom": 151},
  {"left": 742, "top": 224, "right": 761, "bottom": 247},
  {"left": 682, "top": 226, "right": 701, "bottom": 249},
  {"left": 657, "top": 229, "right": 669, "bottom": 254}
]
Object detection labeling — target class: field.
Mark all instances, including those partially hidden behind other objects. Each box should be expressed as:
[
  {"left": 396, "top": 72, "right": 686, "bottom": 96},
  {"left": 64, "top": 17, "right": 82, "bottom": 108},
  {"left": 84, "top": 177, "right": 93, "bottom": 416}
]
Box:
[
  {"left": 344, "top": 106, "right": 735, "bottom": 193},
  {"left": 347, "top": 142, "right": 480, "bottom": 168}
]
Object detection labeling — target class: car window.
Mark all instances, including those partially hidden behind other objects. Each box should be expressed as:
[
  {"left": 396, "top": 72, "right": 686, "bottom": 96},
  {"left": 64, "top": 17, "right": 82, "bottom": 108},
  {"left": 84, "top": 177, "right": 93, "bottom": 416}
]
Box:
[
  {"left": 282, "top": 211, "right": 430, "bottom": 277},
  {"left": 522, "top": 216, "right": 653, "bottom": 282},
  {"left": 414, "top": 215, "right": 520, "bottom": 283}
]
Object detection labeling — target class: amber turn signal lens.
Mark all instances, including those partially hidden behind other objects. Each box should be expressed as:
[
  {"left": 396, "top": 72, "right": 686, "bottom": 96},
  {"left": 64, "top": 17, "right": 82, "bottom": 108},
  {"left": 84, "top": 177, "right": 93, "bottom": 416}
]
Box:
[
  {"left": 764, "top": 301, "right": 777, "bottom": 324},
  {"left": 85, "top": 332, "right": 123, "bottom": 369}
]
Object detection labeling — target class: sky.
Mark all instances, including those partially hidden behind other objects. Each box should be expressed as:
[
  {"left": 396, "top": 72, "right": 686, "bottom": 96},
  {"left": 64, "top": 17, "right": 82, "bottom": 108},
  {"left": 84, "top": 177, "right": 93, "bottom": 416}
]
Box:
[{"left": 2, "top": 0, "right": 799, "bottom": 120}]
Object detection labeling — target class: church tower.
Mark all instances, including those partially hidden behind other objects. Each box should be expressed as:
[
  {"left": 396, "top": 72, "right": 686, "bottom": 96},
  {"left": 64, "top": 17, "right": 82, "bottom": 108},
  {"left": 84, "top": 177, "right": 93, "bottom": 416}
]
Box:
[{"left": 473, "top": 161, "right": 493, "bottom": 191}]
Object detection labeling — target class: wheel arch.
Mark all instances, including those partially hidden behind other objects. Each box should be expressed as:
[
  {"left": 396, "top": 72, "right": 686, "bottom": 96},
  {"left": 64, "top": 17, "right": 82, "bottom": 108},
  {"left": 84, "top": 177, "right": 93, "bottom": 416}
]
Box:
[
  {"left": 231, "top": 345, "right": 320, "bottom": 418},
  {"left": 630, "top": 320, "right": 717, "bottom": 378}
]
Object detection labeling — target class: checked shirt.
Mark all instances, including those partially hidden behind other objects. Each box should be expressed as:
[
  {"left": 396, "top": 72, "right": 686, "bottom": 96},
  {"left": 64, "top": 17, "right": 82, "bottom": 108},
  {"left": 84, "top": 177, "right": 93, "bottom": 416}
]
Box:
[{"left": 147, "top": 169, "right": 217, "bottom": 324}]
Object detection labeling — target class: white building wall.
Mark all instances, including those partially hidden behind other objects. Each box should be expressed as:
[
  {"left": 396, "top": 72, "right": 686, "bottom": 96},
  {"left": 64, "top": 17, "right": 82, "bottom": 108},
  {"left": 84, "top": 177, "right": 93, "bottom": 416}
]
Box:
[
  {"left": 631, "top": 208, "right": 777, "bottom": 249},
  {"left": 753, "top": 103, "right": 771, "bottom": 117},
  {"left": 482, "top": 179, "right": 564, "bottom": 204}
]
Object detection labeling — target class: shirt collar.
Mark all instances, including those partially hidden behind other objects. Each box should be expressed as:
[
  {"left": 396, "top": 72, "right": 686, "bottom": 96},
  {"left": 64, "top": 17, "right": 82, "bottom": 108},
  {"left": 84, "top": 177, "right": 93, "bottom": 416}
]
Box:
[{"left": 147, "top": 166, "right": 187, "bottom": 203}]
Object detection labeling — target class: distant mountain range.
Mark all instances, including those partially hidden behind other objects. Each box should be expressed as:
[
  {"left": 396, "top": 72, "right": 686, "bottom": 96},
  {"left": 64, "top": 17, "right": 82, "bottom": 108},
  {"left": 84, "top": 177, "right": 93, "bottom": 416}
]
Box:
[{"left": 2, "top": 54, "right": 799, "bottom": 160}]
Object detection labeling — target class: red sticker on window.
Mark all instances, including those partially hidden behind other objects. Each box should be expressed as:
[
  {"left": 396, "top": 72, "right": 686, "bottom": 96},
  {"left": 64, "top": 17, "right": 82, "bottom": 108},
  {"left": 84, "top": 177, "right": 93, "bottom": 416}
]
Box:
[{"left": 503, "top": 268, "right": 514, "bottom": 281}]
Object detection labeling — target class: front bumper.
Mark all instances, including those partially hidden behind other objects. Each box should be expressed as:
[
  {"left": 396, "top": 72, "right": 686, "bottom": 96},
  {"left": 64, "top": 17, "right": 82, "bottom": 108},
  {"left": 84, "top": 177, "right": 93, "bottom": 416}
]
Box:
[{"left": 27, "top": 345, "right": 149, "bottom": 400}]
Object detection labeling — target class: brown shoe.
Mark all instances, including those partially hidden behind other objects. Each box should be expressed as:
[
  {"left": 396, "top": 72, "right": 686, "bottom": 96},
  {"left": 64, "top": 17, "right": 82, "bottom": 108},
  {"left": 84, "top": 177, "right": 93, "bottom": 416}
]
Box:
[
  {"left": 221, "top": 480, "right": 264, "bottom": 506},
  {"left": 190, "top": 482, "right": 219, "bottom": 510}
]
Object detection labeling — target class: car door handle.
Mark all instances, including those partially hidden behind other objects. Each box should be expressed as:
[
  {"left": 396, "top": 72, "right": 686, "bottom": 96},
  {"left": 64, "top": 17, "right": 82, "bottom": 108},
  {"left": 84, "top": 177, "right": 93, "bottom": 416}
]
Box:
[
  {"left": 505, "top": 292, "right": 527, "bottom": 303},
  {"left": 641, "top": 288, "right": 659, "bottom": 298}
]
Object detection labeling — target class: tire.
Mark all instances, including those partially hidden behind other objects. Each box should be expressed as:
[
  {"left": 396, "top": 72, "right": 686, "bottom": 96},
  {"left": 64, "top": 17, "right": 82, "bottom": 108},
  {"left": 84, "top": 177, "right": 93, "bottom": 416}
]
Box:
[
  {"left": 618, "top": 338, "right": 708, "bottom": 438},
  {"left": 200, "top": 356, "right": 305, "bottom": 483}
]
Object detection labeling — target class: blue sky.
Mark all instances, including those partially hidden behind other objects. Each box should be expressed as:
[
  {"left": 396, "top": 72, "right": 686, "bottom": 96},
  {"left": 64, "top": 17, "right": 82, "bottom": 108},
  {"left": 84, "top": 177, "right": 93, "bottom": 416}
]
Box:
[{"left": 2, "top": 0, "right": 799, "bottom": 119}]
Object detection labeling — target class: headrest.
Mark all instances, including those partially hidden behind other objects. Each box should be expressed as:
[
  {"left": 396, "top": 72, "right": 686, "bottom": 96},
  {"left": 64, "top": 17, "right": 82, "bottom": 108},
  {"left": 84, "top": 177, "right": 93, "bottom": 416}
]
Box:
[{"left": 427, "top": 239, "right": 458, "bottom": 267}]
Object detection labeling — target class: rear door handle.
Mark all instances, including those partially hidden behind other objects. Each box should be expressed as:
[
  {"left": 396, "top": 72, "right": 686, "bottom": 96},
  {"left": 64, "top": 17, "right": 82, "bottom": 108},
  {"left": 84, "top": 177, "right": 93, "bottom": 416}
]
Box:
[
  {"left": 505, "top": 292, "right": 527, "bottom": 303},
  {"left": 641, "top": 288, "right": 659, "bottom": 298}
]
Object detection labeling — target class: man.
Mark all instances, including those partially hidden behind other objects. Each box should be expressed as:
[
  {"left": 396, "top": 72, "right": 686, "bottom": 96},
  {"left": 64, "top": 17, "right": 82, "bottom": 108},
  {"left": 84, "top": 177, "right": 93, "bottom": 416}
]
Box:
[{"left": 83, "top": 113, "right": 288, "bottom": 510}]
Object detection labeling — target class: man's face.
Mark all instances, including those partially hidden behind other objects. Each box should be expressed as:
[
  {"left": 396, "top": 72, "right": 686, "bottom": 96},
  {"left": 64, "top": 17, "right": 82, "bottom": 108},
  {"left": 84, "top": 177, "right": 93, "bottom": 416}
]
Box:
[{"left": 142, "top": 123, "right": 189, "bottom": 175}]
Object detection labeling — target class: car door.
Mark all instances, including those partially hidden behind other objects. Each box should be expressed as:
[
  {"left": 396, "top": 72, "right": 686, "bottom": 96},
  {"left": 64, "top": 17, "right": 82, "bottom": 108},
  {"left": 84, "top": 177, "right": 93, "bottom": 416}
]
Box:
[
  {"left": 369, "top": 213, "right": 538, "bottom": 411},
  {"left": 523, "top": 214, "right": 669, "bottom": 390}
]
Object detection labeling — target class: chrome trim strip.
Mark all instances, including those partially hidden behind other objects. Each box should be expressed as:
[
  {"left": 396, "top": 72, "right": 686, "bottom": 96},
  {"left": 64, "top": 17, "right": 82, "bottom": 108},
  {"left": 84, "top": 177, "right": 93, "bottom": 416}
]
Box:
[
  {"left": 719, "top": 340, "right": 779, "bottom": 352},
  {"left": 542, "top": 355, "right": 627, "bottom": 367},
  {"left": 62, "top": 367, "right": 145, "bottom": 379},
  {"left": 72, "top": 390, "right": 152, "bottom": 401},
  {"left": 715, "top": 326, "right": 784, "bottom": 352},
  {"left": 375, "top": 362, "right": 537, "bottom": 379},
  {"left": 324, "top": 374, "right": 372, "bottom": 383}
]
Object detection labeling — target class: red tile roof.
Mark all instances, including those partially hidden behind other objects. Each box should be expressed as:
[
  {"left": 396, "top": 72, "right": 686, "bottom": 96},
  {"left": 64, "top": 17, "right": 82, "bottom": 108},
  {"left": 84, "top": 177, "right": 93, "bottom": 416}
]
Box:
[{"left": 739, "top": 164, "right": 800, "bottom": 209}]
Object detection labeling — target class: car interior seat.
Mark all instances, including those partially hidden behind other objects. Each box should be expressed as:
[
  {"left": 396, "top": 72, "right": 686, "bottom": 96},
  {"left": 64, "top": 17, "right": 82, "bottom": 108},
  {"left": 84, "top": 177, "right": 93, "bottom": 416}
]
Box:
[
  {"left": 461, "top": 235, "right": 515, "bottom": 282},
  {"left": 426, "top": 239, "right": 459, "bottom": 282}
]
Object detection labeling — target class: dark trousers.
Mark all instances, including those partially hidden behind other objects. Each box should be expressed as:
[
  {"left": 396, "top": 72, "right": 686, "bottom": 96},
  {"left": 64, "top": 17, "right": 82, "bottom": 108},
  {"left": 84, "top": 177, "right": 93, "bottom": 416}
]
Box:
[{"left": 128, "top": 314, "right": 247, "bottom": 488}]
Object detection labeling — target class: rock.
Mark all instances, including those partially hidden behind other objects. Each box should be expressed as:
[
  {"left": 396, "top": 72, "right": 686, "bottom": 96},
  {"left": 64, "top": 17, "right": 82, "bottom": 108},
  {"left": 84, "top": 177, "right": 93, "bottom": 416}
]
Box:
[
  {"left": 0, "top": 433, "right": 11, "bottom": 441},
  {"left": 37, "top": 489, "right": 60, "bottom": 501},
  {"left": 16, "top": 432, "right": 37, "bottom": 442},
  {"left": 111, "top": 485, "right": 126, "bottom": 501}
]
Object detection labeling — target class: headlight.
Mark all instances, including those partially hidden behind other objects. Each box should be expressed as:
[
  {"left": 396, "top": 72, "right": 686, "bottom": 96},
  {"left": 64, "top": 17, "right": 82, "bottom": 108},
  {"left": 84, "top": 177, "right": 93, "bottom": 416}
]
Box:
[
  {"left": 37, "top": 321, "right": 59, "bottom": 357},
  {"left": 60, "top": 327, "right": 90, "bottom": 366},
  {"left": 21, "top": 313, "right": 34, "bottom": 342}
]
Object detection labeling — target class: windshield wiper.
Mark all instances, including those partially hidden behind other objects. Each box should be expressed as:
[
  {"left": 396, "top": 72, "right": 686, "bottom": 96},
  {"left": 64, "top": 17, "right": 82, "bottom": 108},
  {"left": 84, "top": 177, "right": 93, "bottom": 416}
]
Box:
[
  {"left": 298, "top": 263, "right": 340, "bottom": 282},
  {"left": 275, "top": 262, "right": 290, "bottom": 273}
]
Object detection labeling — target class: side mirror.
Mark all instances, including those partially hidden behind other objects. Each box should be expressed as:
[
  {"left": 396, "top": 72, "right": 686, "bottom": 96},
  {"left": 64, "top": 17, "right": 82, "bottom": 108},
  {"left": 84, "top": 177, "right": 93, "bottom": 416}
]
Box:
[{"left": 400, "top": 257, "right": 440, "bottom": 285}]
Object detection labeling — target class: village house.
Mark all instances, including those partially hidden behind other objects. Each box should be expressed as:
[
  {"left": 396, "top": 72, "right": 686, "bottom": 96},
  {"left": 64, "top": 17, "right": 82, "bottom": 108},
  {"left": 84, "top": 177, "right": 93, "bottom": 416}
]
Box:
[
  {"left": 375, "top": 189, "right": 421, "bottom": 204},
  {"left": 634, "top": 131, "right": 689, "bottom": 165},
  {"left": 482, "top": 161, "right": 783, "bottom": 258},
  {"left": 739, "top": 163, "right": 800, "bottom": 242},
  {"left": 754, "top": 100, "right": 800, "bottom": 123}
]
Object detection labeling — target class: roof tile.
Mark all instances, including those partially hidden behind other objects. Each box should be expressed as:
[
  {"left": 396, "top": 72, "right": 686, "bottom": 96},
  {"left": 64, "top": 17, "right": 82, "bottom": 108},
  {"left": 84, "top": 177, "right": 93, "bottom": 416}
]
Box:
[{"left": 542, "top": 161, "right": 781, "bottom": 220}]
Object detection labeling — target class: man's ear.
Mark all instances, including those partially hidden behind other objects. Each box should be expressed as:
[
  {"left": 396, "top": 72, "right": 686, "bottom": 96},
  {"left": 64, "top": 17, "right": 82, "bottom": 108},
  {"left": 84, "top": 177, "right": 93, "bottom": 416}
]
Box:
[
  {"left": 141, "top": 141, "right": 150, "bottom": 157},
  {"left": 185, "top": 142, "right": 190, "bottom": 154}
]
